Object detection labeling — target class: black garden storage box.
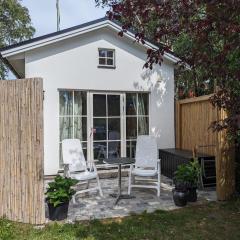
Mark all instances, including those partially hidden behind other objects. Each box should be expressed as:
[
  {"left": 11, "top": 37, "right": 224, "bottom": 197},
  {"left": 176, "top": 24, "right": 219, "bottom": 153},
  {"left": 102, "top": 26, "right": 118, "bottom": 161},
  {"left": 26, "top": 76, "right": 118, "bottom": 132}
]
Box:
[{"left": 159, "top": 148, "right": 216, "bottom": 188}]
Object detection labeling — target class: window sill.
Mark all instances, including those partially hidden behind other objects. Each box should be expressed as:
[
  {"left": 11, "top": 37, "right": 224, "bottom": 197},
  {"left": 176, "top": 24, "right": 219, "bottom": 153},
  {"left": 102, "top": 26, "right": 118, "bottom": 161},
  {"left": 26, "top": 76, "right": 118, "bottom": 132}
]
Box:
[{"left": 98, "top": 65, "right": 116, "bottom": 69}]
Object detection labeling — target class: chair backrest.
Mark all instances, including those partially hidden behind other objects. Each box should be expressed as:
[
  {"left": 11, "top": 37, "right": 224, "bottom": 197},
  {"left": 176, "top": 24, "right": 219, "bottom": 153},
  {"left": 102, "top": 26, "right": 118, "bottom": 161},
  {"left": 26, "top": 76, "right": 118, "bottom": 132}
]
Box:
[
  {"left": 135, "top": 135, "right": 158, "bottom": 169},
  {"left": 62, "top": 139, "right": 87, "bottom": 172}
]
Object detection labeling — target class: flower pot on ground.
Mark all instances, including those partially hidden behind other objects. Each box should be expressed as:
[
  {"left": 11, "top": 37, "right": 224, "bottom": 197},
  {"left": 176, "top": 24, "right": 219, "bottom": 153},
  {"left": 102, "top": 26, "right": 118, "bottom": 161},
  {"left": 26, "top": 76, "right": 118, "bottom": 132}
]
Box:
[
  {"left": 45, "top": 175, "right": 78, "bottom": 221},
  {"left": 47, "top": 202, "right": 69, "bottom": 221},
  {"left": 187, "top": 187, "right": 197, "bottom": 202},
  {"left": 173, "top": 158, "right": 201, "bottom": 205},
  {"left": 172, "top": 182, "right": 187, "bottom": 207}
]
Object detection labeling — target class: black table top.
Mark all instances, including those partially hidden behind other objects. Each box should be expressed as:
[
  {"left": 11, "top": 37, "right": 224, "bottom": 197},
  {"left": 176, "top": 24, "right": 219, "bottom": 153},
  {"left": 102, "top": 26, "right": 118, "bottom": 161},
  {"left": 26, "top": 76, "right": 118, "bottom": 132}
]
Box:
[{"left": 103, "top": 157, "right": 135, "bottom": 165}]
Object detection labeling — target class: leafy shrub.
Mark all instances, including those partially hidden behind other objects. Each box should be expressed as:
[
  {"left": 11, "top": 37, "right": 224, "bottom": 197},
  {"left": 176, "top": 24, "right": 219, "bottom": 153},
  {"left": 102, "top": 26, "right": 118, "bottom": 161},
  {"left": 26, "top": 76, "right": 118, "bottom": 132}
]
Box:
[{"left": 46, "top": 175, "right": 78, "bottom": 207}]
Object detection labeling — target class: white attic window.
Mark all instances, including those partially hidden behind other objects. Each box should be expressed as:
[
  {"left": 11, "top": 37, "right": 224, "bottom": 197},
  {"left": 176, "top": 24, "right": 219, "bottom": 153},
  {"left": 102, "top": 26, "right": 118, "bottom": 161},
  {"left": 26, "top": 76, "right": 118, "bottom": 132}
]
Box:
[{"left": 98, "top": 48, "right": 115, "bottom": 68}]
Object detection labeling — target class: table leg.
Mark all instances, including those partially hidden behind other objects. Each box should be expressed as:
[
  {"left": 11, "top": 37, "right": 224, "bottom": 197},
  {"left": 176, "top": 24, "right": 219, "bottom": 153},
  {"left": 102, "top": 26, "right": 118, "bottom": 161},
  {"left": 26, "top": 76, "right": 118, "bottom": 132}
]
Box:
[{"left": 110, "top": 164, "right": 135, "bottom": 205}]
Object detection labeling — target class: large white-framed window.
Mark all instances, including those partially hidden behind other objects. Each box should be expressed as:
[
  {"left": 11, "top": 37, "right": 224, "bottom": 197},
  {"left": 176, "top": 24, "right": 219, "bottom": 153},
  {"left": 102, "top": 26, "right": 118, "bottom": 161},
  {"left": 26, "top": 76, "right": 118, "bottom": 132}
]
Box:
[
  {"left": 90, "top": 92, "right": 123, "bottom": 163},
  {"left": 58, "top": 90, "right": 150, "bottom": 166},
  {"left": 59, "top": 90, "right": 88, "bottom": 166},
  {"left": 125, "top": 93, "right": 150, "bottom": 158},
  {"left": 98, "top": 48, "right": 115, "bottom": 68}
]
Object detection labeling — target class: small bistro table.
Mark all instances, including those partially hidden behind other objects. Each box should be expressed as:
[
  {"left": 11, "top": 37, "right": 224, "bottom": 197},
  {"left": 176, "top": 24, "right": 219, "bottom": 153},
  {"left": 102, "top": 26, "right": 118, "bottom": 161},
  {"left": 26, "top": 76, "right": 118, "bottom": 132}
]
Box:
[{"left": 103, "top": 157, "right": 135, "bottom": 205}]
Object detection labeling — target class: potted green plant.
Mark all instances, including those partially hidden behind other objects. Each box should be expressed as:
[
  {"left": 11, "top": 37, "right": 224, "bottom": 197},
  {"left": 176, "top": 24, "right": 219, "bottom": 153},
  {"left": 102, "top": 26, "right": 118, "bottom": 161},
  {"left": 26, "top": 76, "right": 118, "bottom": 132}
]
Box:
[
  {"left": 184, "top": 158, "right": 201, "bottom": 202},
  {"left": 46, "top": 175, "right": 78, "bottom": 221},
  {"left": 173, "top": 164, "right": 188, "bottom": 207},
  {"left": 173, "top": 158, "right": 201, "bottom": 206}
]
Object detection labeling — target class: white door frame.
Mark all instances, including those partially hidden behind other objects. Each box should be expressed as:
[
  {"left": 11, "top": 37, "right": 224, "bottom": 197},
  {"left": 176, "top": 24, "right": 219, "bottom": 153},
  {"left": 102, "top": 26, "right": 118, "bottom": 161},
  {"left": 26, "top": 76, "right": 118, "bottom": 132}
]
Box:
[{"left": 88, "top": 92, "right": 126, "bottom": 161}]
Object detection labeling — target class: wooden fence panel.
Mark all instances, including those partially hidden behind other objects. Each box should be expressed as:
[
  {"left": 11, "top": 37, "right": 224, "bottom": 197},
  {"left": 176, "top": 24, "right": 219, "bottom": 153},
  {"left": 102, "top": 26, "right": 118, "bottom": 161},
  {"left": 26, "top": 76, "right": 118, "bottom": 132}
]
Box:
[
  {"left": 176, "top": 94, "right": 235, "bottom": 200},
  {"left": 0, "top": 78, "right": 45, "bottom": 224},
  {"left": 176, "top": 95, "right": 217, "bottom": 155}
]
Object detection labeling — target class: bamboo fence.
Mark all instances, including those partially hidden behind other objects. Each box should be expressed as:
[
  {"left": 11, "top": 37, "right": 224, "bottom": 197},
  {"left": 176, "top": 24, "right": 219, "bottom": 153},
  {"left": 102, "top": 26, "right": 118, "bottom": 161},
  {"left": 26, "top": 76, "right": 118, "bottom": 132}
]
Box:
[{"left": 0, "top": 78, "right": 45, "bottom": 224}]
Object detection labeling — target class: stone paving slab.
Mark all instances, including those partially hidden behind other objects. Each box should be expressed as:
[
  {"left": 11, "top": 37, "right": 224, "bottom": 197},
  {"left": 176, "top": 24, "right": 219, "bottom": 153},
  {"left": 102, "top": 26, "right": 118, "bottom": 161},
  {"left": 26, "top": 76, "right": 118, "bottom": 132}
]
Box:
[{"left": 59, "top": 175, "right": 217, "bottom": 222}]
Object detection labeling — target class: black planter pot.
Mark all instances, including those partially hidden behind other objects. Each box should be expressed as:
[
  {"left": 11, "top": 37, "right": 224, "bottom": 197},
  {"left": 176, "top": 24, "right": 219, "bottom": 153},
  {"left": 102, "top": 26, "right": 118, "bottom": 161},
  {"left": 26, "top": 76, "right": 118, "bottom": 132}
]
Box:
[
  {"left": 187, "top": 188, "right": 198, "bottom": 202},
  {"left": 48, "top": 202, "right": 69, "bottom": 221},
  {"left": 172, "top": 189, "right": 187, "bottom": 207}
]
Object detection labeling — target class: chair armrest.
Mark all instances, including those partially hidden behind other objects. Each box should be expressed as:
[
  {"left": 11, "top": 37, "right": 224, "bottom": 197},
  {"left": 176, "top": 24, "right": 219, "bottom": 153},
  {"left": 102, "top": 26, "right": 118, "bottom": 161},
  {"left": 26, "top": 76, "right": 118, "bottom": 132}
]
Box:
[{"left": 129, "top": 163, "right": 135, "bottom": 171}]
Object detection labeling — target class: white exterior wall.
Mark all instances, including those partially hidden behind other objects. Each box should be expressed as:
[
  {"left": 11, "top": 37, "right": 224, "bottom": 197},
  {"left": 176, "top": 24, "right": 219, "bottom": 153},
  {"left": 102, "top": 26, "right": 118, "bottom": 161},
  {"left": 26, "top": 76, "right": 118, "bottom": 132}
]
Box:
[{"left": 25, "top": 27, "right": 175, "bottom": 175}]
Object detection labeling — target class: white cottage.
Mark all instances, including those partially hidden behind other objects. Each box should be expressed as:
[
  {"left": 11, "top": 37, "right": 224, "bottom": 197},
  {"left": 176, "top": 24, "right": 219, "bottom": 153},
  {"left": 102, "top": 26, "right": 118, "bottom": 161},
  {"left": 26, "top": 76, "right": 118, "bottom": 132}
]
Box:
[{"left": 0, "top": 18, "right": 178, "bottom": 176}]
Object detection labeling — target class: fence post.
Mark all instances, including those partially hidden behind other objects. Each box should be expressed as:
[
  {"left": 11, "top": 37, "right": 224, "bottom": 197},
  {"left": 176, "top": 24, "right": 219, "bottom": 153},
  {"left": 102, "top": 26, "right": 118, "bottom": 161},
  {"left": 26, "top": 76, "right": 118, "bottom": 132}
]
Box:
[
  {"left": 216, "top": 109, "right": 235, "bottom": 200},
  {"left": 175, "top": 101, "right": 181, "bottom": 148}
]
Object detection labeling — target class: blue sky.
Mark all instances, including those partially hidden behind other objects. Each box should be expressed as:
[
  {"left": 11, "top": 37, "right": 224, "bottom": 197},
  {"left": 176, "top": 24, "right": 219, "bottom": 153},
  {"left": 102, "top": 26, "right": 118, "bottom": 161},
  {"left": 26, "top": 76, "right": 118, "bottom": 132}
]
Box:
[{"left": 21, "top": 0, "right": 108, "bottom": 37}]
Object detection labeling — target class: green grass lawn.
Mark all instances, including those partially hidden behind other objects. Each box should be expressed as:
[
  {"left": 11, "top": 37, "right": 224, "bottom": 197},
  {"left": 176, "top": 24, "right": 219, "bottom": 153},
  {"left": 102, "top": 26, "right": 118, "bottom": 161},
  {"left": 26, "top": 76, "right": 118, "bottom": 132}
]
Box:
[{"left": 0, "top": 200, "right": 240, "bottom": 240}]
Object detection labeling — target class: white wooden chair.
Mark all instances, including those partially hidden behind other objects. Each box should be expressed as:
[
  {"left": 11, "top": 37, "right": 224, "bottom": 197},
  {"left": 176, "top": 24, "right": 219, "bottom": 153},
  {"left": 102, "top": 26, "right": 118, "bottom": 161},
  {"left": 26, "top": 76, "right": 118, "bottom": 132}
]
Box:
[
  {"left": 128, "top": 135, "right": 161, "bottom": 197},
  {"left": 62, "top": 139, "right": 103, "bottom": 203}
]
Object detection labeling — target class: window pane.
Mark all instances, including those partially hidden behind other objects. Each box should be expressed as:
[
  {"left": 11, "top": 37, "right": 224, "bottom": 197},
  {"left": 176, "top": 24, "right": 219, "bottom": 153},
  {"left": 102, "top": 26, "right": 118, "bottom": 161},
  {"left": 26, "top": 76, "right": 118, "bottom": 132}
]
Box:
[
  {"left": 108, "top": 118, "right": 120, "bottom": 140},
  {"left": 94, "top": 142, "right": 107, "bottom": 161},
  {"left": 108, "top": 95, "right": 120, "bottom": 116},
  {"left": 59, "top": 117, "right": 72, "bottom": 141},
  {"left": 126, "top": 117, "right": 137, "bottom": 139},
  {"left": 59, "top": 91, "right": 73, "bottom": 115},
  {"left": 107, "top": 59, "right": 113, "bottom": 66},
  {"left": 99, "top": 49, "right": 107, "bottom": 57},
  {"left": 74, "top": 117, "right": 87, "bottom": 141},
  {"left": 99, "top": 58, "right": 106, "bottom": 65},
  {"left": 93, "top": 94, "right": 106, "bottom": 117},
  {"left": 126, "top": 141, "right": 136, "bottom": 158},
  {"left": 93, "top": 118, "right": 106, "bottom": 140},
  {"left": 107, "top": 51, "right": 113, "bottom": 58},
  {"left": 138, "top": 116, "right": 149, "bottom": 135},
  {"left": 138, "top": 93, "right": 149, "bottom": 115},
  {"left": 108, "top": 141, "right": 121, "bottom": 158},
  {"left": 126, "top": 93, "right": 137, "bottom": 115},
  {"left": 74, "top": 92, "right": 87, "bottom": 115}
]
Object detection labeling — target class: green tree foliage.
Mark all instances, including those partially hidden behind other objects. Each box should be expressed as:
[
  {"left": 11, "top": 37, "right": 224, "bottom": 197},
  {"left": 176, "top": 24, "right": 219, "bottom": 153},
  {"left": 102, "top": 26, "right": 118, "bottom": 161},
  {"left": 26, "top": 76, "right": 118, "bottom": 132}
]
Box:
[
  {"left": 0, "top": 0, "right": 35, "bottom": 79},
  {"left": 96, "top": 0, "right": 240, "bottom": 141}
]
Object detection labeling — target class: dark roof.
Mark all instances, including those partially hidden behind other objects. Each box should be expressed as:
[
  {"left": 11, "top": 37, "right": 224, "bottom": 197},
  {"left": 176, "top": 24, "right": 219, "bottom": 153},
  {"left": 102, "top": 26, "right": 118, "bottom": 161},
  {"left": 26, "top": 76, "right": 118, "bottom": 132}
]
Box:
[
  {"left": 0, "top": 16, "right": 178, "bottom": 58},
  {"left": 0, "top": 17, "right": 108, "bottom": 52}
]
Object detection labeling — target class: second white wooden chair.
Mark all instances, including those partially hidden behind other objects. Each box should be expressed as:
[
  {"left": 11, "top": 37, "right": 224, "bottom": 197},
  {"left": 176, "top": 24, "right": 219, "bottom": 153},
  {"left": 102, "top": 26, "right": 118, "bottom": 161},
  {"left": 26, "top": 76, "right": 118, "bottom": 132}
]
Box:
[{"left": 128, "top": 135, "right": 161, "bottom": 197}]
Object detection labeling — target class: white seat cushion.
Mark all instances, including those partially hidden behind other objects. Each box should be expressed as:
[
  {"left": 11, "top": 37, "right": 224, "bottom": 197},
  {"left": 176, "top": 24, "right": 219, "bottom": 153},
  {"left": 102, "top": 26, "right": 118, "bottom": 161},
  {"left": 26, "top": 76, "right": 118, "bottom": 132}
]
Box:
[
  {"left": 71, "top": 171, "right": 97, "bottom": 181},
  {"left": 132, "top": 168, "right": 157, "bottom": 177}
]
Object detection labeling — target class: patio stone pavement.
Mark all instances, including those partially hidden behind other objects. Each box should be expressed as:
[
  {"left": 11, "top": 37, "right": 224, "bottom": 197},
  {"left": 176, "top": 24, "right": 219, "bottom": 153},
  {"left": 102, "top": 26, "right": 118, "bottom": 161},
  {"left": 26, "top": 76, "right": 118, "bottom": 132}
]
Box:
[{"left": 46, "top": 175, "right": 217, "bottom": 222}]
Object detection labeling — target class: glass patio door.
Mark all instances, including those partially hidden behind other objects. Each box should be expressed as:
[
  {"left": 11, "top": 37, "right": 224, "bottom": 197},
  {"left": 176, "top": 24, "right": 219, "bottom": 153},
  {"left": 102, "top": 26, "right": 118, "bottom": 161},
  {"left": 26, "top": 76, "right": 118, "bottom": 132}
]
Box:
[{"left": 90, "top": 93, "right": 123, "bottom": 163}]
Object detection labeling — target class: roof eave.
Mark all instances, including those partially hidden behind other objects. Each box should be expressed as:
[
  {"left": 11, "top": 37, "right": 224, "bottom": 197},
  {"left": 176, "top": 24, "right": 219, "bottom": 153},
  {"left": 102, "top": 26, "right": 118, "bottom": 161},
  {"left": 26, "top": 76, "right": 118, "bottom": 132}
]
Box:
[
  {"left": 0, "top": 53, "right": 23, "bottom": 79},
  {"left": 0, "top": 18, "right": 180, "bottom": 79}
]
